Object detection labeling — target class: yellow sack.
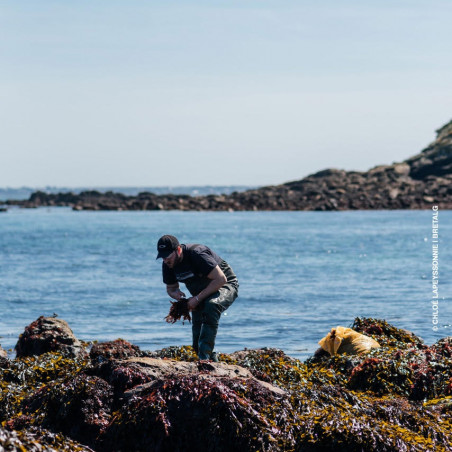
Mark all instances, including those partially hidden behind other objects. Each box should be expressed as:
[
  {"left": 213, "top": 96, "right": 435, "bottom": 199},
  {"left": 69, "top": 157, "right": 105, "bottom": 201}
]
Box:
[{"left": 318, "top": 326, "right": 380, "bottom": 356}]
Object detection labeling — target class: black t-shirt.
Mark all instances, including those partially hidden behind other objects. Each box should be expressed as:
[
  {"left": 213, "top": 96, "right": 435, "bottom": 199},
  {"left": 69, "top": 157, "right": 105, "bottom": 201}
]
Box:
[{"left": 162, "top": 244, "right": 223, "bottom": 295}]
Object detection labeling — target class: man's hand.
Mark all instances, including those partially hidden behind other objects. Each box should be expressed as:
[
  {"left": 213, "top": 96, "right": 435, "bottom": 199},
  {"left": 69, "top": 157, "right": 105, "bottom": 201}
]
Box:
[
  {"left": 187, "top": 296, "right": 201, "bottom": 312},
  {"left": 172, "top": 289, "right": 186, "bottom": 301},
  {"left": 167, "top": 284, "right": 186, "bottom": 301}
]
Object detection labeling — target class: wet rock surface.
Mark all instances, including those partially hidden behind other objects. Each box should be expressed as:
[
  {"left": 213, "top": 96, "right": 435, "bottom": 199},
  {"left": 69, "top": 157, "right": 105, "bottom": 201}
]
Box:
[
  {"left": 6, "top": 119, "right": 452, "bottom": 211},
  {"left": 1, "top": 316, "right": 452, "bottom": 451}
]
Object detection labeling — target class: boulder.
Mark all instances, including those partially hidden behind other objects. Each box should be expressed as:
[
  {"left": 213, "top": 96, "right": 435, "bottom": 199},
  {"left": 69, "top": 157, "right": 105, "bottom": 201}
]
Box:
[
  {"left": 118, "top": 357, "right": 286, "bottom": 399},
  {"left": 22, "top": 374, "right": 113, "bottom": 448},
  {"left": 15, "top": 316, "right": 87, "bottom": 358},
  {"left": 102, "top": 364, "right": 286, "bottom": 452},
  {"left": 90, "top": 339, "right": 143, "bottom": 361}
]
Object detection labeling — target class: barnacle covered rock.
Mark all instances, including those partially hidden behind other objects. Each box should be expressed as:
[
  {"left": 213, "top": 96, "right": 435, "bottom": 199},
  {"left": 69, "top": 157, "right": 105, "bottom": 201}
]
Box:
[{"left": 15, "top": 316, "right": 87, "bottom": 358}]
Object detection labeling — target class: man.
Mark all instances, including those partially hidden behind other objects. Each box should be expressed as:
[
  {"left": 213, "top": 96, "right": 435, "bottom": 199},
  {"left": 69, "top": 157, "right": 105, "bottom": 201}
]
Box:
[{"left": 156, "top": 234, "right": 239, "bottom": 361}]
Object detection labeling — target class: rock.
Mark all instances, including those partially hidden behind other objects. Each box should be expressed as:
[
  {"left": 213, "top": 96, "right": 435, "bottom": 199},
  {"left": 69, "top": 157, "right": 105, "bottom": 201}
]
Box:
[
  {"left": 15, "top": 316, "right": 87, "bottom": 358},
  {"left": 0, "top": 346, "right": 7, "bottom": 359},
  {"left": 103, "top": 374, "right": 285, "bottom": 452},
  {"left": 118, "top": 357, "right": 286, "bottom": 399},
  {"left": 393, "top": 162, "right": 411, "bottom": 176},
  {"left": 0, "top": 426, "right": 95, "bottom": 452},
  {"left": 23, "top": 373, "right": 113, "bottom": 449},
  {"left": 2, "top": 320, "right": 452, "bottom": 451},
  {"left": 90, "top": 339, "right": 143, "bottom": 361}
]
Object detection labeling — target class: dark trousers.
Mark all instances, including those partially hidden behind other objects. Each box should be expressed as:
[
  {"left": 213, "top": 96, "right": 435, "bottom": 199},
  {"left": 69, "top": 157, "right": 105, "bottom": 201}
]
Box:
[{"left": 191, "top": 282, "right": 238, "bottom": 360}]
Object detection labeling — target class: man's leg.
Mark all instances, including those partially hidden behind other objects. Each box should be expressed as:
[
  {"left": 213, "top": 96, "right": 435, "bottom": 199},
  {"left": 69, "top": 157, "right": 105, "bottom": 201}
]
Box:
[
  {"left": 191, "top": 310, "right": 202, "bottom": 355},
  {"left": 197, "top": 285, "right": 238, "bottom": 360}
]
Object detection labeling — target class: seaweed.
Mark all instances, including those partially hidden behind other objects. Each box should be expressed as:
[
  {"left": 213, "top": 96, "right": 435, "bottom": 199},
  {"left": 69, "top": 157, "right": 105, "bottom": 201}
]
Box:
[
  {"left": 0, "top": 426, "right": 95, "bottom": 451},
  {"left": 1, "top": 317, "right": 452, "bottom": 451},
  {"left": 164, "top": 298, "right": 191, "bottom": 324},
  {"left": 102, "top": 375, "right": 281, "bottom": 452},
  {"left": 152, "top": 345, "right": 198, "bottom": 362}
]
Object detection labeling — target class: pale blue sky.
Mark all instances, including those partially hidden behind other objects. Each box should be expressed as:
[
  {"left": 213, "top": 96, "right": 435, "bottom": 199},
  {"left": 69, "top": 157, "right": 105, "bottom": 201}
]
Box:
[{"left": 1, "top": 0, "right": 451, "bottom": 187}]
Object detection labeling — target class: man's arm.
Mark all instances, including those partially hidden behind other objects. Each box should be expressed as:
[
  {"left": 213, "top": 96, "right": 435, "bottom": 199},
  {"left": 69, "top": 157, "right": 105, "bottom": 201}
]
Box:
[
  {"left": 187, "top": 265, "right": 227, "bottom": 311},
  {"left": 166, "top": 283, "right": 186, "bottom": 301}
]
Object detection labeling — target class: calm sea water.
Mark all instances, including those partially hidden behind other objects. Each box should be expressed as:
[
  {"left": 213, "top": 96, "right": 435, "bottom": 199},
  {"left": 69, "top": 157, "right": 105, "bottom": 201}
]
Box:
[{"left": 1, "top": 208, "right": 450, "bottom": 360}]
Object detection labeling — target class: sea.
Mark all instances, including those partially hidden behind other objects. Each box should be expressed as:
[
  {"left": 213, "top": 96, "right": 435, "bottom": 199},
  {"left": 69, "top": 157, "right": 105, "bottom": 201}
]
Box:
[{"left": 0, "top": 187, "right": 450, "bottom": 361}]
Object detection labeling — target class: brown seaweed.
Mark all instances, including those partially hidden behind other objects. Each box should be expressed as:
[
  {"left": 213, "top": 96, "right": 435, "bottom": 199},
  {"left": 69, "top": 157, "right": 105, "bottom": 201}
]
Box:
[{"left": 164, "top": 298, "right": 191, "bottom": 324}]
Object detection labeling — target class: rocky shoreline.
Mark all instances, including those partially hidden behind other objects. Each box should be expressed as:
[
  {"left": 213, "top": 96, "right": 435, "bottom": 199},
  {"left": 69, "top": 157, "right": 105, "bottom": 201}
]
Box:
[
  {"left": 1, "top": 316, "right": 451, "bottom": 451},
  {"left": 3, "top": 120, "right": 452, "bottom": 212}
]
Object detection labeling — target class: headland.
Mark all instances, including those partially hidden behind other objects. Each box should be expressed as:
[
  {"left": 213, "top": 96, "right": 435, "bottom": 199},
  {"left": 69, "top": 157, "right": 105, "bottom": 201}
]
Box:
[{"left": 3, "top": 119, "right": 452, "bottom": 211}]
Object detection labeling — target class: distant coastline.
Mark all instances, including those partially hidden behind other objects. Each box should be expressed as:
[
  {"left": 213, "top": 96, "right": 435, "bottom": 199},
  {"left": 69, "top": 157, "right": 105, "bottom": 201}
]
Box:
[
  {"left": 2, "top": 119, "right": 451, "bottom": 211},
  {"left": 0, "top": 185, "right": 254, "bottom": 202}
]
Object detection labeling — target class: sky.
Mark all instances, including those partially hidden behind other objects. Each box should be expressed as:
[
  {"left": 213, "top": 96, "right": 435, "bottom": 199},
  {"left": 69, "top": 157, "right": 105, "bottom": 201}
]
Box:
[{"left": 1, "top": 0, "right": 451, "bottom": 188}]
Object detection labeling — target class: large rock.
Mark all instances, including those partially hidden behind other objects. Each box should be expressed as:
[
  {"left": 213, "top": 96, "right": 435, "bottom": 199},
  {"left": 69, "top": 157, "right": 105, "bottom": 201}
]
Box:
[
  {"left": 407, "top": 120, "right": 452, "bottom": 179},
  {"left": 89, "top": 338, "right": 143, "bottom": 361},
  {"left": 18, "top": 352, "right": 286, "bottom": 450},
  {"left": 0, "top": 346, "right": 7, "bottom": 359},
  {"left": 118, "top": 357, "right": 286, "bottom": 399},
  {"left": 15, "top": 316, "right": 86, "bottom": 358}
]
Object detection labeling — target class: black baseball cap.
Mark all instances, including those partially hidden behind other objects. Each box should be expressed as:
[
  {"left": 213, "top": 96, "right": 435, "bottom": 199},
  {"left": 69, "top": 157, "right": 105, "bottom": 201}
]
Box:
[{"left": 156, "top": 235, "right": 180, "bottom": 259}]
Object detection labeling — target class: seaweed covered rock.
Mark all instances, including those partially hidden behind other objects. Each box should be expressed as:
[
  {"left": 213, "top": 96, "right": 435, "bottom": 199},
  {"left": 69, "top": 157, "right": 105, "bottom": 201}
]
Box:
[
  {"left": 352, "top": 317, "right": 424, "bottom": 347},
  {"left": 103, "top": 375, "right": 284, "bottom": 452},
  {"left": 23, "top": 374, "right": 114, "bottom": 447},
  {"left": 2, "top": 317, "right": 452, "bottom": 451},
  {"left": 0, "top": 426, "right": 95, "bottom": 451},
  {"left": 87, "top": 355, "right": 285, "bottom": 398},
  {"left": 15, "top": 316, "right": 87, "bottom": 358},
  {"left": 341, "top": 318, "right": 452, "bottom": 401},
  {"left": 0, "top": 352, "right": 90, "bottom": 425},
  {"left": 89, "top": 339, "right": 143, "bottom": 361}
]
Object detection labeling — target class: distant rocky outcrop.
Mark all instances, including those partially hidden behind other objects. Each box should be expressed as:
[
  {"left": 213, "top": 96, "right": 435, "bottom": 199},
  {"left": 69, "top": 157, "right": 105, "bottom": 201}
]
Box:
[{"left": 6, "top": 119, "right": 452, "bottom": 210}]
